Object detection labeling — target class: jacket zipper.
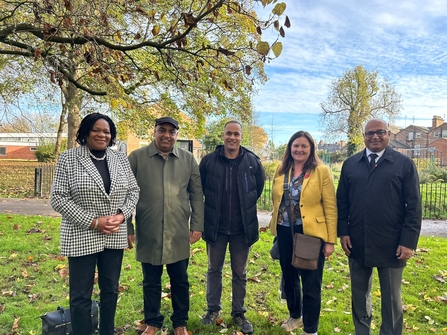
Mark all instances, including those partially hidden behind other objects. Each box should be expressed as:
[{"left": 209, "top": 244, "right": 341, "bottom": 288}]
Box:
[{"left": 227, "top": 164, "right": 233, "bottom": 234}]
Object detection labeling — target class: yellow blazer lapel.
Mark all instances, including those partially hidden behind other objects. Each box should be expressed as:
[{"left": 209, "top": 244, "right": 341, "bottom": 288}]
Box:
[{"left": 302, "top": 171, "right": 311, "bottom": 191}]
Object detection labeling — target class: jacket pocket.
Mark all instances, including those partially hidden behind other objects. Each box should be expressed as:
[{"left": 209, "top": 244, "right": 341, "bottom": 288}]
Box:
[{"left": 316, "top": 216, "right": 326, "bottom": 224}]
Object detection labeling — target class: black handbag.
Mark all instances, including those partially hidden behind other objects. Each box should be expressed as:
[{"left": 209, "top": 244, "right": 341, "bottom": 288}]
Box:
[{"left": 40, "top": 300, "right": 99, "bottom": 335}]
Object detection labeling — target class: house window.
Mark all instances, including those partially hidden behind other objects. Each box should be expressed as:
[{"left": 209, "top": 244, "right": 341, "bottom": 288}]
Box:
[
  {"left": 415, "top": 132, "right": 421, "bottom": 138},
  {"left": 407, "top": 132, "right": 414, "bottom": 141},
  {"left": 442, "top": 131, "right": 447, "bottom": 138},
  {"left": 414, "top": 144, "right": 421, "bottom": 156},
  {"left": 0, "top": 147, "right": 6, "bottom": 156},
  {"left": 434, "top": 132, "right": 439, "bottom": 137},
  {"left": 30, "top": 147, "right": 37, "bottom": 151}
]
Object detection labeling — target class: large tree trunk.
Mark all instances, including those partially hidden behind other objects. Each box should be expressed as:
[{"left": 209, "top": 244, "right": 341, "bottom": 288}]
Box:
[
  {"left": 54, "top": 90, "right": 68, "bottom": 157},
  {"left": 65, "top": 82, "right": 83, "bottom": 149}
]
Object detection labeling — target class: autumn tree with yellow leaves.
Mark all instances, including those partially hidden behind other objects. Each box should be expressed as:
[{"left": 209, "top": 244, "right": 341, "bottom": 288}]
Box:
[{"left": 0, "top": 0, "right": 290, "bottom": 150}]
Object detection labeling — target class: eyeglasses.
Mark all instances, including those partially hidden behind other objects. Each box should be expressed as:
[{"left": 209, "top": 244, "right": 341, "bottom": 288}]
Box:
[
  {"left": 364, "top": 130, "right": 388, "bottom": 138},
  {"left": 157, "top": 128, "right": 177, "bottom": 136}
]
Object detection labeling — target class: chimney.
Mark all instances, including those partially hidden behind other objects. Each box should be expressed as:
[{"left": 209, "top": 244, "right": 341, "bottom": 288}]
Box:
[{"left": 432, "top": 115, "right": 444, "bottom": 129}]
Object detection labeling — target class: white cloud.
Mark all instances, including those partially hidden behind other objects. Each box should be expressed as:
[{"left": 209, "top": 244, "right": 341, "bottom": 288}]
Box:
[{"left": 254, "top": 0, "right": 447, "bottom": 143}]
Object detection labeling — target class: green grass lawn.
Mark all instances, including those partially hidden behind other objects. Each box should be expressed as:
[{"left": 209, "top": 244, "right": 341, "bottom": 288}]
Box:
[{"left": 0, "top": 214, "right": 446, "bottom": 334}]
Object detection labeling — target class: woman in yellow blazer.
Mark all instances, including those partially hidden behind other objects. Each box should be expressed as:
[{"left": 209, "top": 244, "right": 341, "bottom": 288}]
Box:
[{"left": 269, "top": 131, "right": 337, "bottom": 335}]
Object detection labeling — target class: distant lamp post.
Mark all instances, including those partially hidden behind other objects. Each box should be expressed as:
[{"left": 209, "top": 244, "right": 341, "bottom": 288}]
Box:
[
  {"left": 429, "top": 147, "right": 435, "bottom": 165},
  {"left": 322, "top": 149, "right": 331, "bottom": 166}
]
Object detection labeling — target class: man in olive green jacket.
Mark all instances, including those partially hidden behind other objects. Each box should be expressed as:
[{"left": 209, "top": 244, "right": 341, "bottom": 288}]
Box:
[{"left": 127, "top": 117, "right": 204, "bottom": 335}]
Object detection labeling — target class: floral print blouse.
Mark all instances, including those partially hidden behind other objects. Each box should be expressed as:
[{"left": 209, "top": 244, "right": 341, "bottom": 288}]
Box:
[{"left": 277, "top": 173, "right": 304, "bottom": 226}]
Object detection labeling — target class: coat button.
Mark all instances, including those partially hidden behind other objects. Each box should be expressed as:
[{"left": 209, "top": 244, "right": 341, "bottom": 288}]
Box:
[{"left": 302, "top": 216, "right": 305, "bottom": 219}]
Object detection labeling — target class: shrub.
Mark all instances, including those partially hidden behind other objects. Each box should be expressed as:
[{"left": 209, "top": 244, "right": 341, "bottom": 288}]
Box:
[
  {"left": 262, "top": 160, "right": 280, "bottom": 179},
  {"left": 419, "top": 165, "right": 447, "bottom": 184},
  {"left": 35, "top": 140, "right": 67, "bottom": 162}
]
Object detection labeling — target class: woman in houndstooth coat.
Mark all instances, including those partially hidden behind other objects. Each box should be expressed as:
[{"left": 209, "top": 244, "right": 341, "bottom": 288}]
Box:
[{"left": 51, "top": 113, "right": 139, "bottom": 335}]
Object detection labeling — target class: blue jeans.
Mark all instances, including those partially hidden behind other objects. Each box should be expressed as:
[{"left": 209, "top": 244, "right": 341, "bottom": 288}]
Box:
[
  {"left": 206, "top": 233, "right": 250, "bottom": 315},
  {"left": 69, "top": 248, "right": 124, "bottom": 335},
  {"left": 277, "top": 224, "right": 325, "bottom": 334},
  {"left": 141, "top": 259, "right": 189, "bottom": 329}
]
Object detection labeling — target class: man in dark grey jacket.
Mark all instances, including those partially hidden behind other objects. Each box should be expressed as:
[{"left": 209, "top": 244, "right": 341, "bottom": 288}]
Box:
[
  {"left": 199, "top": 120, "right": 265, "bottom": 334},
  {"left": 337, "top": 118, "right": 422, "bottom": 335}
]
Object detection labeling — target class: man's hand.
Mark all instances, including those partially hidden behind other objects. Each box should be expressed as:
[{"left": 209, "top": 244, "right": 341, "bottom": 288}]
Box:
[
  {"left": 127, "top": 235, "right": 135, "bottom": 249},
  {"left": 340, "top": 236, "right": 352, "bottom": 256},
  {"left": 189, "top": 231, "right": 202, "bottom": 244},
  {"left": 396, "top": 245, "right": 413, "bottom": 260}
]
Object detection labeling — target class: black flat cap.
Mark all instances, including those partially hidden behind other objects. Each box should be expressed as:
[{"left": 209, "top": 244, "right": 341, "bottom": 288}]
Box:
[{"left": 155, "top": 117, "right": 179, "bottom": 129}]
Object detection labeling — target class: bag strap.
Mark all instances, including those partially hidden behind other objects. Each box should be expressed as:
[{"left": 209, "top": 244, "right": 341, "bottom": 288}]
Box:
[{"left": 283, "top": 173, "right": 295, "bottom": 238}]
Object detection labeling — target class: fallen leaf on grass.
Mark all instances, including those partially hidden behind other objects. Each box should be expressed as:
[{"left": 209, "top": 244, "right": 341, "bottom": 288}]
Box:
[
  {"left": 402, "top": 304, "right": 418, "bottom": 313},
  {"left": 59, "top": 268, "right": 69, "bottom": 279},
  {"left": 12, "top": 317, "right": 20, "bottom": 330},
  {"left": 0, "top": 304, "right": 5, "bottom": 313},
  {"left": 2, "top": 291, "right": 16, "bottom": 297},
  {"left": 191, "top": 247, "right": 204, "bottom": 256},
  {"left": 9, "top": 253, "right": 18, "bottom": 259},
  {"left": 433, "top": 275, "right": 445, "bottom": 283},
  {"left": 423, "top": 294, "right": 433, "bottom": 302},
  {"left": 326, "top": 296, "right": 337, "bottom": 305},
  {"left": 26, "top": 228, "right": 44, "bottom": 234},
  {"left": 28, "top": 294, "right": 39, "bottom": 303},
  {"left": 424, "top": 315, "right": 435, "bottom": 324},
  {"left": 247, "top": 276, "right": 261, "bottom": 283},
  {"left": 434, "top": 293, "right": 447, "bottom": 303}
]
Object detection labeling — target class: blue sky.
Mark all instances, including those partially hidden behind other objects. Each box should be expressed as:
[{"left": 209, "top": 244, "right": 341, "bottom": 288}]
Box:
[{"left": 254, "top": 0, "right": 447, "bottom": 145}]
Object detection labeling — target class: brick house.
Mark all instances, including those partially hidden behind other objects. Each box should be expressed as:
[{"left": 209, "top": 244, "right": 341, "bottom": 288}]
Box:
[
  {"left": 392, "top": 115, "right": 447, "bottom": 165},
  {"left": 0, "top": 133, "right": 67, "bottom": 160}
]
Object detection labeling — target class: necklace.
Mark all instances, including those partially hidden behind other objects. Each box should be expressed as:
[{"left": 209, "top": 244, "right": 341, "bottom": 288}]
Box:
[{"left": 89, "top": 150, "right": 107, "bottom": 161}]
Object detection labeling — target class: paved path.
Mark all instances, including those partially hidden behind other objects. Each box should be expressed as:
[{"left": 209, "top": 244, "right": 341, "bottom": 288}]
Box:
[{"left": 1, "top": 198, "right": 446, "bottom": 238}]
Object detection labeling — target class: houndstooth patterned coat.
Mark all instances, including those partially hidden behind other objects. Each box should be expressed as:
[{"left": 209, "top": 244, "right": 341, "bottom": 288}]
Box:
[{"left": 51, "top": 145, "right": 139, "bottom": 257}]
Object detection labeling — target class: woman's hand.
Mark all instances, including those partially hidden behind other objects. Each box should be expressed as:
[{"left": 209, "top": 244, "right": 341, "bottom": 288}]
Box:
[
  {"left": 323, "top": 242, "right": 335, "bottom": 258},
  {"left": 92, "top": 213, "right": 125, "bottom": 234}
]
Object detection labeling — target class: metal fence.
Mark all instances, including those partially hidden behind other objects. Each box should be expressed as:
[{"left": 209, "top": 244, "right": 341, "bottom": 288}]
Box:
[
  {"left": 0, "top": 162, "right": 446, "bottom": 219},
  {"left": 34, "top": 164, "right": 56, "bottom": 197},
  {"left": 257, "top": 176, "right": 447, "bottom": 220}
]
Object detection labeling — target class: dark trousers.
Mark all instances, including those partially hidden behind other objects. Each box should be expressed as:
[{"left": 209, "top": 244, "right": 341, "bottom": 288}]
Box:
[
  {"left": 349, "top": 258, "right": 404, "bottom": 335},
  {"left": 205, "top": 233, "right": 250, "bottom": 315},
  {"left": 277, "top": 224, "right": 325, "bottom": 334},
  {"left": 69, "top": 248, "right": 124, "bottom": 335},
  {"left": 142, "top": 259, "right": 189, "bottom": 329}
]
